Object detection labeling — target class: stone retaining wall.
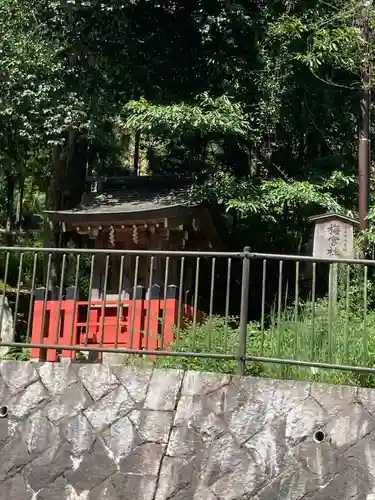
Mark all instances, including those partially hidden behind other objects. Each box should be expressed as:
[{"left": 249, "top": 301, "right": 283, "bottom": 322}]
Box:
[{"left": 0, "top": 361, "right": 374, "bottom": 499}]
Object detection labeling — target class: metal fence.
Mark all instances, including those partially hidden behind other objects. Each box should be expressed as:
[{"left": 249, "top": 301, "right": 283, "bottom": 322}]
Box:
[{"left": 0, "top": 246, "right": 375, "bottom": 377}]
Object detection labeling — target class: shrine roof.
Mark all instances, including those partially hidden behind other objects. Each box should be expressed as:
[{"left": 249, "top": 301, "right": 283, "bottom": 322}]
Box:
[
  {"left": 46, "top": 176, "right": 203, "bottom": 223},
  {"left": 308, "top": 212, "right": 359, "bottom": 225}
]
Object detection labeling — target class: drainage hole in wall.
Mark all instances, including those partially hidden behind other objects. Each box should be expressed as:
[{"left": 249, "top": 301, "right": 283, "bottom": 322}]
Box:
[
  {"left": 313, "top": 430, "right": 326, "bottom": 443},
  {"left": 0, "top": 406, "right": 8, "bottom": 419}
]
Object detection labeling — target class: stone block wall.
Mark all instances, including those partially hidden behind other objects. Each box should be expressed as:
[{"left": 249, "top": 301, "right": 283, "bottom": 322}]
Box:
[{"left": 0, "top": 361, "right": 375, "bottom": 499}]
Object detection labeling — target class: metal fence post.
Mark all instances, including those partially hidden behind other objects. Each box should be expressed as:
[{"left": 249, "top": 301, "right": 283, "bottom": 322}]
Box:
[{"left": 238, "top": 246, "right": 251, "bottom": 375}]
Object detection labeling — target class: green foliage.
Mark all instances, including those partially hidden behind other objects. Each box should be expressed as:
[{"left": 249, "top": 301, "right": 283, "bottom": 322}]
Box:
[
  {"left": 259, "top": 295, "right": 375, "bottom": 388},
  {"left": 0, "top": 0, "right": 64, "bottom": 150},
  {"left": 0, "top": 0, "right": 369, "bottom": 248},
  {"left": 155, "top": 315, "right": 263, "bottom": 376},
  {"left": 2, "top": 345, "right": 30, "bottom": 361},
  {"left": 227, "top": 179, "right": 343, "bottom": 220},
  {"left": 197, "top": 171, "right": 347, "bottom": 251},
  {"left": 361, "top": 205, "right": 375, "bottom": 246},
  {"left": 201, "top": 172, "right": 344, "bottom": 214},
  {"left": 123, "top": 94, "right": 250, "bottom": 137},
  {"left": 20, "top": 179, "right": 46, "bottom": 223},
  {"left": 155, "top": 295, "right": 375, "bottom": 388},
  {"left": 268, "top": 0, "right": 365, "bottom": 74}
]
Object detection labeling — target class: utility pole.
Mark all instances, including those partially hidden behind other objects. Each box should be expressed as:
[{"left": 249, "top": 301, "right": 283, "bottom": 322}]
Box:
[{"left": 358, "top": 0, "right": 372, "bottom": 230}]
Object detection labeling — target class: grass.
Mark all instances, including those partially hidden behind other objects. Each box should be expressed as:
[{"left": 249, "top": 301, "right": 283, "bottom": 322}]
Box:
[{"left": 154, "top": 298, "right": 375, "bottom": 388}]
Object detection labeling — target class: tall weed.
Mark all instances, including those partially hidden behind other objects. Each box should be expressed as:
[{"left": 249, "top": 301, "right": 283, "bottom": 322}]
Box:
[{"left": 155, "top": 298, "right": 375, "bottom": 387}]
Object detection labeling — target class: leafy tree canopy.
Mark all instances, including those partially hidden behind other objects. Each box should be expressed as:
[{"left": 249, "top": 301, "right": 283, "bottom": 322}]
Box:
[{"left": 0, "top": 0, "right": 373, "bottom": 252}]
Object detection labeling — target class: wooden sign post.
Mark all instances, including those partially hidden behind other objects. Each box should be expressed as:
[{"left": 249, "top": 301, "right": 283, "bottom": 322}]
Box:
[{"left": 308, "top": 213, "right": 359, "bottom": 308}]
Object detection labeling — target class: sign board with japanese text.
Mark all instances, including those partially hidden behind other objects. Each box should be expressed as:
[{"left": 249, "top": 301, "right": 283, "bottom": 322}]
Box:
[{"left": 310, "top": 214, "right": 358, "bottom": 259}]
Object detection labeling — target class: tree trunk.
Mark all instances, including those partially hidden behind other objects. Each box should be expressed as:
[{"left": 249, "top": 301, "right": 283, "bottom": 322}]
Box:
[
  {"left": 133, "top": 130, "right": 141, "bottom": 176},
  {"left": 16, "top": 174, "right": 24, "bottom": 229},
  {"left": 201, "top": 139, "right": 208, "bottom": 172},
  {"left": 43, "top": 147, "right": 60, "bottom": 289},
  {"left": 63, "top": 136, "right": 88, "bottom": 209},
  {"left": 147, "top": 146, "right": 161, "bottom": 174},
  {"left": 250, "top": 146, "right": 260, "bottom": 178},
  {"left": 5, "top": 173, "right": 14, "bottom": 233},
  {"left": 44, "top": 131, "right": 77, "bottom": 288}
]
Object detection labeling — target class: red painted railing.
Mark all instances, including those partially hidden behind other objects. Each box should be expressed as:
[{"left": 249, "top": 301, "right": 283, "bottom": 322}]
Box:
[{"left": 30, "top": 293, "right": 200, "bottom": 361}]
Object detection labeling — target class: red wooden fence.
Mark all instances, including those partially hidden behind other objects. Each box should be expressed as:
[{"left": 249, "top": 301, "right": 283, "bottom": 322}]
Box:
[{"left": 30, "top": 296, "right": 200, "bottom": 361}]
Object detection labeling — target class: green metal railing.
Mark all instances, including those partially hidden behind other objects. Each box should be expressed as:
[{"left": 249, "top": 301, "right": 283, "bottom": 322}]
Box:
[{"left": 0, "top": 246, "right": 374, "bottom": 377}]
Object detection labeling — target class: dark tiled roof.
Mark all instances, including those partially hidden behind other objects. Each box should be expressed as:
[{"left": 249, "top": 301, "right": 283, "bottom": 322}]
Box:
[{"left": 47, "top": 176, "right": 201, "bottom": 217}]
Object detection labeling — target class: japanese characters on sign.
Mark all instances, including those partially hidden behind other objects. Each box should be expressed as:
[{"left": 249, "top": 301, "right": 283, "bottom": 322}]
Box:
[
  {"left": 312, "top": 217, "right": 354, "bottom": 259},
  {"left": 326, "top": 222, "right": 341, "bottom": 257}
]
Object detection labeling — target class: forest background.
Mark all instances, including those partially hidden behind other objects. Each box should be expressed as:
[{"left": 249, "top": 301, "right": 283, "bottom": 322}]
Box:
[{"left": 1, "top": 0, "right": 372, "bottom": 250}]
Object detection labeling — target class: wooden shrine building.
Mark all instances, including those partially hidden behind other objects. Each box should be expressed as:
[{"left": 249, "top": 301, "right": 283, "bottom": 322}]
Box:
[{"left": 30, "top": 176, "right": 221, "bottom": 361}]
